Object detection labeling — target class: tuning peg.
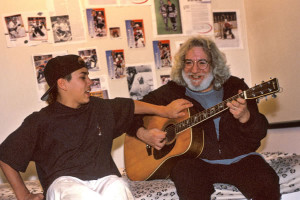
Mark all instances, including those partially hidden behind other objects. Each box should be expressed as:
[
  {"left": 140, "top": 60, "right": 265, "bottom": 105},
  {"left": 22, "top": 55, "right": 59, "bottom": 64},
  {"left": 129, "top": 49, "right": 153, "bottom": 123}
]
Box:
[
  {"left": 256, "top": 98, "right": 260, "bottom": 103},
  {"left": 272, "top": 94, "right": 277, "bottom": 98}
]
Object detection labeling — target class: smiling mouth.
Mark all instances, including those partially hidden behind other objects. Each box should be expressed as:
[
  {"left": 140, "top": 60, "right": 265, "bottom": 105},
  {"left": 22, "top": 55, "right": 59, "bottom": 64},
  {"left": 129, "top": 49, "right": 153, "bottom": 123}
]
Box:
[{"left": 189, "top": 74, "right": 204, "bottom": 80}]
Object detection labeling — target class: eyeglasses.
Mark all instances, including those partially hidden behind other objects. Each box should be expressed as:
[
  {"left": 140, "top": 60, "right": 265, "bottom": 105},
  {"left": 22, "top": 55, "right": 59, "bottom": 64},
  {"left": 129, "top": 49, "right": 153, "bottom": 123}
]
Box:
[{"left": 183, "top": 59, "right": 209, "bottom": 70}]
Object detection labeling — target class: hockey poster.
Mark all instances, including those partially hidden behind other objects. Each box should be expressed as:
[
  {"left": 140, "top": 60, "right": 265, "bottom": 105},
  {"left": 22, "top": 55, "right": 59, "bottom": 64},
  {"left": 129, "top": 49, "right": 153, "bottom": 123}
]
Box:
[
  {"left": 213, "top": 10, "right": 242, "bottom": 49},
  {"left": 105, "top": 49, "right": 126, "bottom": 79},
  {"left": 32, "top": 51, "right": 68, "bottom": 100},
  {"left": 86, "top": 8, "right": 107, "bottom": 38},
  {"left": 50, "top": 15, "right": 72, "bottom": 43},
  {"left": 153, "top": 0, "right": 183, "bottom": 35},
  {"left": 78, "top": 47, "right": 100, "bottom": 72},
  {"left": 153, "top": 40, "right": 172, "bottom": 69},
  {"left": 125, "top": 19, "right": 146, "bottom": 48},
  {"left": 3, "top": 12, "right": 53, "bottom": 47}
]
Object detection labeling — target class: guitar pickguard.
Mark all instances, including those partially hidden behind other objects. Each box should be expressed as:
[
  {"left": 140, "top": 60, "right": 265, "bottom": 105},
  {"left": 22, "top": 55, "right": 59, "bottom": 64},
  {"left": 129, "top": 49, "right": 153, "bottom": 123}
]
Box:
[{"left": 153, "top": 140, "right": 176, "bottom": 159}]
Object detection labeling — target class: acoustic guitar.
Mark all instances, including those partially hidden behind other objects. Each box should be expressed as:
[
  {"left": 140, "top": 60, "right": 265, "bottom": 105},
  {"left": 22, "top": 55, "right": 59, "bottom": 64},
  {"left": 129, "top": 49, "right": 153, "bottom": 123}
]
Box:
[{"left": 124, "top": 78, "right": 280, "bottom": 181}]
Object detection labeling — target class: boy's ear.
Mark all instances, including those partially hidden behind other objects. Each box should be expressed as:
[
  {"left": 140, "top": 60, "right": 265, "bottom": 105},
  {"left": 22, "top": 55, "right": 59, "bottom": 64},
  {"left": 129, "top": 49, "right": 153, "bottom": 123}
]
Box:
[{"left": 57, "top": 78, "right": 67, "bottom": 91}]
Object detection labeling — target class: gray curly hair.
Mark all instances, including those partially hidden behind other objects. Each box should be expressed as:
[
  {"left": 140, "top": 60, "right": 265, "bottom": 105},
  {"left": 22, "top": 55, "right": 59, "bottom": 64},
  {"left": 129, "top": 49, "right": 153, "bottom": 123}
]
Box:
[{"left": 171, "top": 36, "right": 231, "bottom": 90}]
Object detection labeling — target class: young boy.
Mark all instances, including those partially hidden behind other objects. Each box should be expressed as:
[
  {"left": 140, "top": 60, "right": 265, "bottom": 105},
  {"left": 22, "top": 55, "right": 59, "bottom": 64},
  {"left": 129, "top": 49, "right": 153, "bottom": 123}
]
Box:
[{"left": 0, "top": 55, "right": 192, "bottom": 200}]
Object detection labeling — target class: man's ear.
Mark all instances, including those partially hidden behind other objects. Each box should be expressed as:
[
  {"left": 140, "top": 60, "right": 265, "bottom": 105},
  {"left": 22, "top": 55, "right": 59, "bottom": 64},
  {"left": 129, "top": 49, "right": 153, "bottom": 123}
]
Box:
[{"left": 57, "top": 78, "right": 67, "bottom": 91}]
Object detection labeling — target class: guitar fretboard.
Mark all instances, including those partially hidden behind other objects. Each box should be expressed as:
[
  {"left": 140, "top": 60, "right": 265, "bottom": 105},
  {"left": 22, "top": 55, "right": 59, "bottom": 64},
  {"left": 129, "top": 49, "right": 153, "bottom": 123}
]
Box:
[
  {"left": 174, "top": 93, "right": 243, "bottom": 134},
  {"left": 164, "top": 78, "right": 279, "bottom": 136}
]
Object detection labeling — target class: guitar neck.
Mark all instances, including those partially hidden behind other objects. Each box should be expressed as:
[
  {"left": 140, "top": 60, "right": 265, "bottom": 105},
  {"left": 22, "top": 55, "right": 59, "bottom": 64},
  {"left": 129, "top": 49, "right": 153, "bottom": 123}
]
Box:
[
  {"left": 169, "top": 78, "right": 279, "bottom": 134},
  {"left": 174, "top": 93, "right": 242, "bottom": 133}
]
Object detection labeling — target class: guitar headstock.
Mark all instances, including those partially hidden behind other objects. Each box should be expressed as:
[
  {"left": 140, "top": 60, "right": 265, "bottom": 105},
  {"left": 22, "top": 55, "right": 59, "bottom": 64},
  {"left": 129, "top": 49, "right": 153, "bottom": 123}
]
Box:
[{"left": 245, "top": 78, "right": 280, "bottom": 100}]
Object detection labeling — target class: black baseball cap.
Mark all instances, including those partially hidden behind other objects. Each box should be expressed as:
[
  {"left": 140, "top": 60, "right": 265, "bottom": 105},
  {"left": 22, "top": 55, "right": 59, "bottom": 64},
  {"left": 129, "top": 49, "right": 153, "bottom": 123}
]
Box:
[{"left": 41, "top": 55, "right": 87, "bottom": 101}]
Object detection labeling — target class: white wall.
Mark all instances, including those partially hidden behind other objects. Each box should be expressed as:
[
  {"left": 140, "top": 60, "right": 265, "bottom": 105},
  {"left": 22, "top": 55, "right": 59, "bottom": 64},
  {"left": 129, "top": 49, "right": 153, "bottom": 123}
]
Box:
[
  {"left": 244, "top": 0, "right": 300, "bottom": 124},
  {"left": 258, "top": 127, "right": 300, "bottom": 154}
]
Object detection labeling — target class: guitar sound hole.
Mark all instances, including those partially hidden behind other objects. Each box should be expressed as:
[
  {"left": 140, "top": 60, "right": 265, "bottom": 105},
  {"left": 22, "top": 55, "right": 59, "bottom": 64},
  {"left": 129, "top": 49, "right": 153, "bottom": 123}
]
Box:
[
  {"left": 153, "top": 140, "right": 176, "bottom": 159},
  {"left": 153, "top": 124, "right": 176, "bottom": 159},
  {"left": 165, "top": 124, "right": 176, "bottom": 143}
]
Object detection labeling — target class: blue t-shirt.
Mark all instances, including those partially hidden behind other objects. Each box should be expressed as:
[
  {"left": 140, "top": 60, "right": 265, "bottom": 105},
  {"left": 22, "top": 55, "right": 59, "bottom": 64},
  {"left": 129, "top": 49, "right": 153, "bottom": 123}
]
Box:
[{"left": 185, "top": 87, "right": 259, "bottom": 165}]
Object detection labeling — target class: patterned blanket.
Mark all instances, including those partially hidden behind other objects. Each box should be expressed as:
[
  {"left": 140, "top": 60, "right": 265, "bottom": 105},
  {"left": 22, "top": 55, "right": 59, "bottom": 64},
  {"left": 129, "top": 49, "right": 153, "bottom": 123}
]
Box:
[{"left": 1, "top": 152, "right": 300, "bottom": 200}]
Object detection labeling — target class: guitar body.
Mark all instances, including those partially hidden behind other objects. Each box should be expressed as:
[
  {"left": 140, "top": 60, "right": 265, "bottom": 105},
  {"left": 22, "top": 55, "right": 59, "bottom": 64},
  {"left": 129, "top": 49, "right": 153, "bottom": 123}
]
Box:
[{"left": 124, "top": 108, "right": 205, "bottom": 181}]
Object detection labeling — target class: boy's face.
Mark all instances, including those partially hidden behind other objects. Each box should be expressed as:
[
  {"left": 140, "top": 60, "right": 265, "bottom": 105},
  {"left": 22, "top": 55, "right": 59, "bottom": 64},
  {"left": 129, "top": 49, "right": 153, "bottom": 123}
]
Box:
[{"left": 60, "top": 67, "right": 93, "bottom": 108}]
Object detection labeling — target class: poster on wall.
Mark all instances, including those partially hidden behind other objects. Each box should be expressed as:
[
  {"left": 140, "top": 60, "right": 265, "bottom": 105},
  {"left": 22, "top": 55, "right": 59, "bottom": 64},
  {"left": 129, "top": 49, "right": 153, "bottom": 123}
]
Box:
[
  {"left": 179, "top": 0, "right": 213, "bottom": 36},
  {"left": 125, "top": 19, "right": 146, "bottom": 48},
  {"left": 153, "top": 0, "right": 183, "bottom": 35},
  {"left": 32, "top": 51, "right": 68, "bottom": 100},
  {"left": 50, "top": 15, "right": 72, "bottom": 43},
  {"left": 78, "top": 47, "right": 100, "bottom": 71},
  {"left": 153, "top": 40, "right": 172, "bottom": 69},
  {"left": 86, "top": 8, "right": 107, "bottom": 38},
  {"left": 3, "top": 12, "right": 53, "bottom": 47},
  {"left": 4, "top": 14, "right": 27, "bottom": 45},
  {"left": 109, "top": 27, "right": 121, "bottom": 39},
  {"left": 90, "top": 77, "right": 109, "bottom": 99},
  {"left": 47, "top": 0, "right": 85, "bottom": 42},
  {"left": 152, "top": 0, "right": 213, "bottom": 37},
  {"left": 125, "top": 64, "right": 155, "bottom": 100},
  {"left": 213, "top": 10, "right": 242, "bottom": 49},
  {"left": 105, "top": 49, "right": 125, "bottom": 79},
  {"left": 28, "top": 17, "right": 48, "bottom": 42}
]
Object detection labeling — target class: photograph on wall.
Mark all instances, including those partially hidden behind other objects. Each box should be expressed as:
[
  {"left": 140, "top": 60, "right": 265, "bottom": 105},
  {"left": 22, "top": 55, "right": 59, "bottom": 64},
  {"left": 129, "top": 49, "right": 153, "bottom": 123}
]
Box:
[
  {"left": 160, "top": 74, "right": 171, "bottom": 86},
  {"left": 50, "top": 15, "right": 72, "bottom": 43},
  {"left": 179, "top": 0, "right": 213, "bottom": 36},
  {"left": 126, "top": 64, "right": 154, "bottom": 100},
  {"left": 90, "top": 77, "right": 109, "bottom": 99},
  {"left": 47, "top": 0, "right": 85, "bottom": 42},
  {"left": 86, "top": 8, "right": 107, "bottom": 38},
  {"left": 78, "top": 47, "right": 99, "bottom": 71},
  {"left": 32, "top": 51, "right": 68, "bottom": 99},
  {"left": 28, "top": 17, "right": 48, "bottom": 41},
  {"left": 4, "top": 14, "right": 26, "bottom": 40},
  {"left": 125, "top": 19, "right": 146, "bottom": 48},
  {"left": 3, "top": 11, "right": 53, "bottom": 47},
  {"left": 105, "top": 49, "right": 125, "bottom": 79},
  {"left": 153, "top": 40, "right": 172, "bottom": 69},
  {"left": 213, "top": 11, "right": 242, "bottom": 49},
  {"left": 109, "top": 27, "right": 121, "bottom": 38},
  {"left": 153, "top": 0, "right": 182, "bottom": 35}
]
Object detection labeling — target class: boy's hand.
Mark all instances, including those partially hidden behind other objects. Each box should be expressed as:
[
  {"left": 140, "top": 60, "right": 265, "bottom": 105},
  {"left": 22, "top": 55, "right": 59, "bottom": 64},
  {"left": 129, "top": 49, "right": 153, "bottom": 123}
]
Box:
[{"left": 164, "top": 99, "right": 193, "bottom": 119}]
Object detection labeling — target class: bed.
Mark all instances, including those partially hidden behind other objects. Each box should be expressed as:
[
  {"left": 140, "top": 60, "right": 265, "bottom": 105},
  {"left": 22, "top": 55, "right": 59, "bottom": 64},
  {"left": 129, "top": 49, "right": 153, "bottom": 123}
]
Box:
[{"left": 1, "top": 152, "right": 300, "bottom": 200}]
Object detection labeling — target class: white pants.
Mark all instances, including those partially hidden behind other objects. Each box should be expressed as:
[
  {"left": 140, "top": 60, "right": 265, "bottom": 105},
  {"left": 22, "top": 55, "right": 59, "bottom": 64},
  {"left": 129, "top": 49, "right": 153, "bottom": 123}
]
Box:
[{"left": 46, "top": 175, "right": 134, "bottom": 200}]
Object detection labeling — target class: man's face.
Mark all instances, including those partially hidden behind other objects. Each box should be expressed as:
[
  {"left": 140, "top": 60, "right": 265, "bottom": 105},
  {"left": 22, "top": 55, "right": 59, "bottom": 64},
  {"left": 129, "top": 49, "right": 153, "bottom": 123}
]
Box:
[
  {"left": 61, "top": 67, "right": 93, "bottom": 108},
  {"left": 182, "top": 47, "right": 213, "bottom": 92}
]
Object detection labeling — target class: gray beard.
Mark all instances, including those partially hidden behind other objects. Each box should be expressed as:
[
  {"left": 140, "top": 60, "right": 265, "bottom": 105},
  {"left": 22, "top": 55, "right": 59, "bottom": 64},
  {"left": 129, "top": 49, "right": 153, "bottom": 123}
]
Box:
[{"left": 182, "top": 70, "right": 214, "bottom": 92}]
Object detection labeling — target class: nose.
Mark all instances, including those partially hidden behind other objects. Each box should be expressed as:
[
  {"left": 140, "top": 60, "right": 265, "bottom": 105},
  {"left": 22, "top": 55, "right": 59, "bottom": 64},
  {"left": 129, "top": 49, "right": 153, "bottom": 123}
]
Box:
[
  {"left": 87, "top": 77, "right": 93, "bottom": 86},
  {"left": 191, "top": 61, "right": 199, "bottom": 73}
]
